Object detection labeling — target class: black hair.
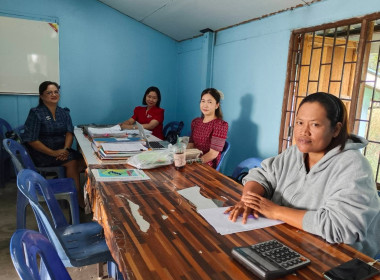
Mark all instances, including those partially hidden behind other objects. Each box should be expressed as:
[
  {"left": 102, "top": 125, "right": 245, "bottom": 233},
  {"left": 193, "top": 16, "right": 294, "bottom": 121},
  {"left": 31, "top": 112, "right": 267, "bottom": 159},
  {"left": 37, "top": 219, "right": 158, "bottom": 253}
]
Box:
[
  {"left": 142, "top": 86, "right": 161, "bottom": 107},
  {"left": 200, "top": 88, "right": 223, "bottom": 119},
  {"left": 38, "top": 81, "right": 60, "bottom": 105},
  {"left": 298, "top": 92, "right": 349, "bottom": 150}
]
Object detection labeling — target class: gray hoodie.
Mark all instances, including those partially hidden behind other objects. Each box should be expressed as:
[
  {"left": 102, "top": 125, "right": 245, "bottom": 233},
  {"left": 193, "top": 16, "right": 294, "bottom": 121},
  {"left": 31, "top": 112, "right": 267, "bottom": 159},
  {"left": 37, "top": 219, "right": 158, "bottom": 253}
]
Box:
[{"left": 243, "top": 135, "right": 380, "bottom": 258}]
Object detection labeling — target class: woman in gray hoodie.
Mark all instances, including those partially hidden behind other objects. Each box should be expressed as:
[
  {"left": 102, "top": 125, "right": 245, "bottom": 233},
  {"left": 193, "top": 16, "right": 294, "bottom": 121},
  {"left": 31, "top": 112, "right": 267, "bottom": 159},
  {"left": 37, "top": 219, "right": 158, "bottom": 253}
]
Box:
[{"left": 226, "top": 92, "right": 380, "bottom": 258}]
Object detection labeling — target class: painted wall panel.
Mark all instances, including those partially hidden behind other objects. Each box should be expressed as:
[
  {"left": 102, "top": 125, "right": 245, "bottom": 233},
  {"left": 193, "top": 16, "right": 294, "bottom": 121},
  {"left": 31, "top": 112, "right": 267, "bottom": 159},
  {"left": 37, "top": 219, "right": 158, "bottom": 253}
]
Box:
[
  {"left": 0, "top": 0, "right": 177, "bottom": 129},
  {"left": 177, "top": 0, "right": 380, "bottom": 175}
]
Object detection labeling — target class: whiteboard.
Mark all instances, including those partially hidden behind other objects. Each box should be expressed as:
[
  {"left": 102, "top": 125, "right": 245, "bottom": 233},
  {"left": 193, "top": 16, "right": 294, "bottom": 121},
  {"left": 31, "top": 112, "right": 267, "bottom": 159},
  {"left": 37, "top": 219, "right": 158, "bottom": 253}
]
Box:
[{"left": 0, "top": 16, "right": 59, "bottom": 94}]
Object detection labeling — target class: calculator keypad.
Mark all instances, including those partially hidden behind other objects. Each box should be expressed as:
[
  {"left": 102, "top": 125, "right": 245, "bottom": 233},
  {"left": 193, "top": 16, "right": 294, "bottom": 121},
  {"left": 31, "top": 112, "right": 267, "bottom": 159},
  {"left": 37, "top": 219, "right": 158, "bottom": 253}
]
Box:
[{"left": 251, "top": 240, "right": 309, "bottom": 270}]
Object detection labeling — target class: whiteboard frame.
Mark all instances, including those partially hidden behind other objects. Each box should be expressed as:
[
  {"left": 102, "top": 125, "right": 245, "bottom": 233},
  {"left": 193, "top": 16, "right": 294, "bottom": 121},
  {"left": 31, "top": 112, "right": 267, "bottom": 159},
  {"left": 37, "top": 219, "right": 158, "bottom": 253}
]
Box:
[{"left": 0, "top": 12, "right": 60, "bottom": 95}]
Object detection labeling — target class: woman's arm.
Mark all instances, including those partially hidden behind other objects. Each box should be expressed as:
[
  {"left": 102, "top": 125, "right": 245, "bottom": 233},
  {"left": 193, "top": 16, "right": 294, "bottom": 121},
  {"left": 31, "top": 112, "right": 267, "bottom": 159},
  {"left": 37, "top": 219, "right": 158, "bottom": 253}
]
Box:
[
  {"left": 64, "top": 132, "right": 73, "bottom": 149},
  {"left": 28, "top": 140, "right": 67, "bottom": 158},
  {"left": 120, "top": 118, "right": 135, "bottom": 129},
  {"left": 200, "top": 148, "right": 219, "bottom": 163},
  {"left": 225, "top": 181, "right": 266, "bottom": 223},
  {"left": 241, "top": 191, "right": 306, "bottom": 229},
  {"left": 142, "top": 119, "right": 159, "bottom": 130}
]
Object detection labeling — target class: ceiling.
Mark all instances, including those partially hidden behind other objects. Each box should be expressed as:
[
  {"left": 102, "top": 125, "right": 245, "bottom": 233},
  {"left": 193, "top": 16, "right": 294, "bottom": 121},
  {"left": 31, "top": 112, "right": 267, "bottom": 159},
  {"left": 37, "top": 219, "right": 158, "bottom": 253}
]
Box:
[{"left": 97, "top": 0, "right": 320, "bottom": 41}]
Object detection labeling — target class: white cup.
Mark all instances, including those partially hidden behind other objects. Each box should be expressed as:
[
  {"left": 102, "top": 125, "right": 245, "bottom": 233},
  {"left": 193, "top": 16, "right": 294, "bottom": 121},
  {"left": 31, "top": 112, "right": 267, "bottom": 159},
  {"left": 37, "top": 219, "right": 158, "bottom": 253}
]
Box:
[{"left": 174, "top": 152, "right": 186, "bottom": 169}]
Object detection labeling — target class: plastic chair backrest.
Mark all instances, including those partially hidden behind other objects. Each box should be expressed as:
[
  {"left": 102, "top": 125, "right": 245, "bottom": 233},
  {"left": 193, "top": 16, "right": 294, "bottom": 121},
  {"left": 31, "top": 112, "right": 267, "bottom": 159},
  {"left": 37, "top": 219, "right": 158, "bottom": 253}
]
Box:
[
  {"left": 0, "top": 118, "right": 13, "bottom": 187},
  {"left": 18, "top": 168, "right": 69, "bottom": 228},
  {"left": 3, "top": 138, "right": 65, "bottom": 178},
  {"left": 164, "top": 121, "right": 184, "bottom": 140},
  {"left": 216, "top": 141, "right": 230, "bottom": 171},
  {"left": 231, "top": 157, "right": 263, "bottom": 182},
  {"left": 10, "top": 229, "right": 71, "bottom": 280},
  {"left": 0, "top": 117, "right": 12, "bottom": 138},
  {"left": 3, "top": 138, "right": 37, "bottom": 173},
  {"left": 17, "top": 169, "right": 71, "bottom": 264}
]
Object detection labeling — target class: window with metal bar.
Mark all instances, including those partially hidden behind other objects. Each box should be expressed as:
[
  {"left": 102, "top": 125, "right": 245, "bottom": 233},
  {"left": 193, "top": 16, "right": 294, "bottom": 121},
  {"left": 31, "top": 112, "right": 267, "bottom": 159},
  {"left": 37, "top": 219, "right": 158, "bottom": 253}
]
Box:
[{"left": 280, "top": 13, "right": 380, "bottom": 189}]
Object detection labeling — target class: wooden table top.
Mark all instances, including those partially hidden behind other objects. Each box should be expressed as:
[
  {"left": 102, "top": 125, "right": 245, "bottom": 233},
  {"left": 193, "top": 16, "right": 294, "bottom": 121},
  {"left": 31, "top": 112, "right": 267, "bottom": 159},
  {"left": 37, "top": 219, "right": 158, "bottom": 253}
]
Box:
[{"left": 86, "top": 163, "right": 380, "bottom": 280}]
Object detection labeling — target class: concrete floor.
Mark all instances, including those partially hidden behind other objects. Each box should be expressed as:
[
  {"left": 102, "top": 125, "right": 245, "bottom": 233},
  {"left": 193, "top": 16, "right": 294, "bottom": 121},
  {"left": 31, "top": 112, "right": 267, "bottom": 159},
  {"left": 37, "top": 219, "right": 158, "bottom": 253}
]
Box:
[{"left": 0, "top": 178, "right": 110, "bottom": 280}]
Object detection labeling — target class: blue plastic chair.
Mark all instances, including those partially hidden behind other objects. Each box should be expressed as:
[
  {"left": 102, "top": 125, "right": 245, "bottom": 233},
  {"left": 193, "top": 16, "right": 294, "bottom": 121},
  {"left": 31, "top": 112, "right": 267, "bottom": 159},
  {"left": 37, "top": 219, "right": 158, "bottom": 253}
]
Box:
[
  {"left": 108, "top": 261, "right": 124, "bottom": 280},
  {"left": 216, "top": 141, "right": 230, "bottom": 171},
  {"left": 16, "top": 169, "right": 114, "bottom": 268},
  {"left": 0, "top": 117, "right": 13, "bottom": 187},
  {"left": 163, "top": 121, "right": 185, "bottom": 144},
  {"left": 231, "top": 157, "right": 263, "bottom": 183},
  {"left": 163, "top": 121, "right": 184, "bottom": 138},
  {"left": 10, "top": 229, "right": 72, "bottom": 280},
  {"left": 3, "top": 138, "right": 80, "bottom": 228}
]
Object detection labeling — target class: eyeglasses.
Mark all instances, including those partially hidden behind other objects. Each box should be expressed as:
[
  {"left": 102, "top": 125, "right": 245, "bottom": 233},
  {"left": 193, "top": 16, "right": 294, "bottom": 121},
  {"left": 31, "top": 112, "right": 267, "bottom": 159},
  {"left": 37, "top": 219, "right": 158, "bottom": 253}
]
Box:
[{"left": 45, "top": 90, "right": 60, "bottom": 95}]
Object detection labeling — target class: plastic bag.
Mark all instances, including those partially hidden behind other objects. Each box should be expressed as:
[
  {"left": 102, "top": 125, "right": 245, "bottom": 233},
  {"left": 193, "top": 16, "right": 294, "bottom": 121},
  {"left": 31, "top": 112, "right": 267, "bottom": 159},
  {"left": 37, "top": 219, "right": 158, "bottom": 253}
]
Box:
[{"left": 127, "top": 149, "right": 173, "bottom": 169}]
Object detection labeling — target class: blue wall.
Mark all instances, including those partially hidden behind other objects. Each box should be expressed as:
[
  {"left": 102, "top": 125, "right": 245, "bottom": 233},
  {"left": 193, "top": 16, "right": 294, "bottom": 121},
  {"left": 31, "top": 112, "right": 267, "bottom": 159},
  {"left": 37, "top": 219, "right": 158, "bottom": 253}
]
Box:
[
  {"left": 177, "top": 0, "right": 380, "bottom": 175},
  {"left": 0, "top": 0, "right": 178, "bottom": 128},
  {"left": 1, "top": 0, "right": 380, "bottom": 175}
]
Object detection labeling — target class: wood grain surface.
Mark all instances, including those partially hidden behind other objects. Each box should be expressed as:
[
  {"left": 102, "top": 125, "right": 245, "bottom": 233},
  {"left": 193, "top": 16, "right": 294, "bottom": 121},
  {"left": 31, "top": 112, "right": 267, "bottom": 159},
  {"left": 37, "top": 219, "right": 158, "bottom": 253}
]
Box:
[{"left": 86, "top": 163, "right": 380, "bottom": 280}]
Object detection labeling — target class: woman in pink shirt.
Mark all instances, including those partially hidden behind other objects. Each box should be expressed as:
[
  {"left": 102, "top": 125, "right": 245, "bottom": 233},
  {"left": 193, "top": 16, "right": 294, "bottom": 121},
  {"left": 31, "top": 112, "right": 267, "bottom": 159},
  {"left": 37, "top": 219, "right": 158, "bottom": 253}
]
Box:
[{"left": 187, "top": 88, "right": 229, "bottom": 168}]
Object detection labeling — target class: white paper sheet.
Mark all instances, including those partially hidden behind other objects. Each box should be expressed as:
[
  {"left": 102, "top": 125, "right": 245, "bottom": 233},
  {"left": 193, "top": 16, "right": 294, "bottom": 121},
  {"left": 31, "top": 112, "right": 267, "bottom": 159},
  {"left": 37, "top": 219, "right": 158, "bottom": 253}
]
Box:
[
  {"left": 197, "top": 207, "right": 283, "bottom": 235},
  {"left": 88, "top": 126, "right": 124, "bottom": 135},
  {"left": 125, "top": 129, "right": 152, "bottom": 135},
  {"left": 87, "top": 126, "right": 152, "bottom": 136},
  {"left": 177, "top": 186, "right": 218, "bottom": 210}
]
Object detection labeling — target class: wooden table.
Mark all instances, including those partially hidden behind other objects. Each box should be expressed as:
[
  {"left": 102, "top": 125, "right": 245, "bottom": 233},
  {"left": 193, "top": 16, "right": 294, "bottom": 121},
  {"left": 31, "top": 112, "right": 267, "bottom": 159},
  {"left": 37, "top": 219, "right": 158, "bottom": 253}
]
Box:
[{"left": 85, "top": 163, "right": 380, "bottom": 280}]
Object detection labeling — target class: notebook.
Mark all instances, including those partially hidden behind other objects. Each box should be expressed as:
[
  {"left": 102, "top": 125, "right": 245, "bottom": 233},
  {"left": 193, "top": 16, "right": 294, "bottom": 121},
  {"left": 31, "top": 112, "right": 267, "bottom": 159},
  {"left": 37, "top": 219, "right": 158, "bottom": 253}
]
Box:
[{"left": 136, "top": 122, "right": 169, "bottom": 150}]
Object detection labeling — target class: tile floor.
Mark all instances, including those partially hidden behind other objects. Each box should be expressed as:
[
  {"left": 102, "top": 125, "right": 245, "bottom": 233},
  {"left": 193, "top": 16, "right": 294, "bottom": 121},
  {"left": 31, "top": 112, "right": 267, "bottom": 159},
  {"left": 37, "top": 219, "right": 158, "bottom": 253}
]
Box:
[{"left": 0, "top": 178, "right": 109, "bottom": 280}]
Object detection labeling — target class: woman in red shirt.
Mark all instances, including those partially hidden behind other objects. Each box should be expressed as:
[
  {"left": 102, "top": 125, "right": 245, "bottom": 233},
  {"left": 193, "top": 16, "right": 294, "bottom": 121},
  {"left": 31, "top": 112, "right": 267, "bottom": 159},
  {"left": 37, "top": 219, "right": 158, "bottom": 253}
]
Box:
[
  {"left": 187, "top": 88, "right": 229, "bottom": 168},
  {"left": 120, "top": 86, "right": 164, "bottom": 139}
]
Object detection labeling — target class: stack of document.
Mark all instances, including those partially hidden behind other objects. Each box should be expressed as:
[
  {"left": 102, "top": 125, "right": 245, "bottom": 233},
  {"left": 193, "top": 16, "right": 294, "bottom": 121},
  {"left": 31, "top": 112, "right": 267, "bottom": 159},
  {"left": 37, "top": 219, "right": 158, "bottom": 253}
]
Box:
[
  {"left": 87, "top": 124, "right": 152, "bottom": 138},
  {"left": 86, "top": 124, "right": 152, "bottom": 161},
  {"left": 87, "top": 125, "right": 128, "bottom": 138},
  {"left": 97, "top": 142, "right": 148, "bottom": 160},
  {"left": 92, "top": 168, "right": 150, "bottom": 181},
  {"left": 92, "top": 137, "right": 141, "bottom": 148}
]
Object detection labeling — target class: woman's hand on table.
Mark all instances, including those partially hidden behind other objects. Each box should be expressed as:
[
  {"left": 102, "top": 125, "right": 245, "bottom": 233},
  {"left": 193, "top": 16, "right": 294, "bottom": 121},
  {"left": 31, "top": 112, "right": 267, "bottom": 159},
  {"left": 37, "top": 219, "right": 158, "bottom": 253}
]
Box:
[
  {"left": 241, "top": 192, "right": 281, "bottom": 220},
  {"left": 224, "top": 201, "right": 257, "bottom": 224}
]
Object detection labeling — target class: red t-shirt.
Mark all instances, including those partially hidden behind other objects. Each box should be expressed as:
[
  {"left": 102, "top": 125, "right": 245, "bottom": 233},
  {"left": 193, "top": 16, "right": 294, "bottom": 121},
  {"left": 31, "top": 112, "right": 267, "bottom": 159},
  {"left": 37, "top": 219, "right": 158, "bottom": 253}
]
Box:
[
  {"left": 189, "top": 118, "right": 229, "bottom": 168},
  {"left": 132, "top": 106, "right": 164, "bottom": 139}
]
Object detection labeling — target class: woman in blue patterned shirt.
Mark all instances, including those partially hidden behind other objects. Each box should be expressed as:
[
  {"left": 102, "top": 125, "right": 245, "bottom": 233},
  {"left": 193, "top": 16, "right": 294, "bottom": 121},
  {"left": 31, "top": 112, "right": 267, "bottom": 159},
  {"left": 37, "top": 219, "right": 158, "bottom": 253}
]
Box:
[{"left": 22, "top": 81, "right": 86, "bottom": 208}]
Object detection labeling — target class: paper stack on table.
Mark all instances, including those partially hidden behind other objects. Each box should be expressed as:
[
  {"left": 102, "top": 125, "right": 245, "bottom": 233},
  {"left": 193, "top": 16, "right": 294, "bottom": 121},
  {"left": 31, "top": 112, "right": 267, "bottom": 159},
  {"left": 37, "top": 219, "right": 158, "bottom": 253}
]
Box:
[
  {"left": 87, "top": 125, "right": 128, "bottom": 138},
  {"left": 97, "top": 142, "right": 148, "bottom": 160},
  {"left": 88, "top": 125, "right": 152, "bottom": 138}
]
